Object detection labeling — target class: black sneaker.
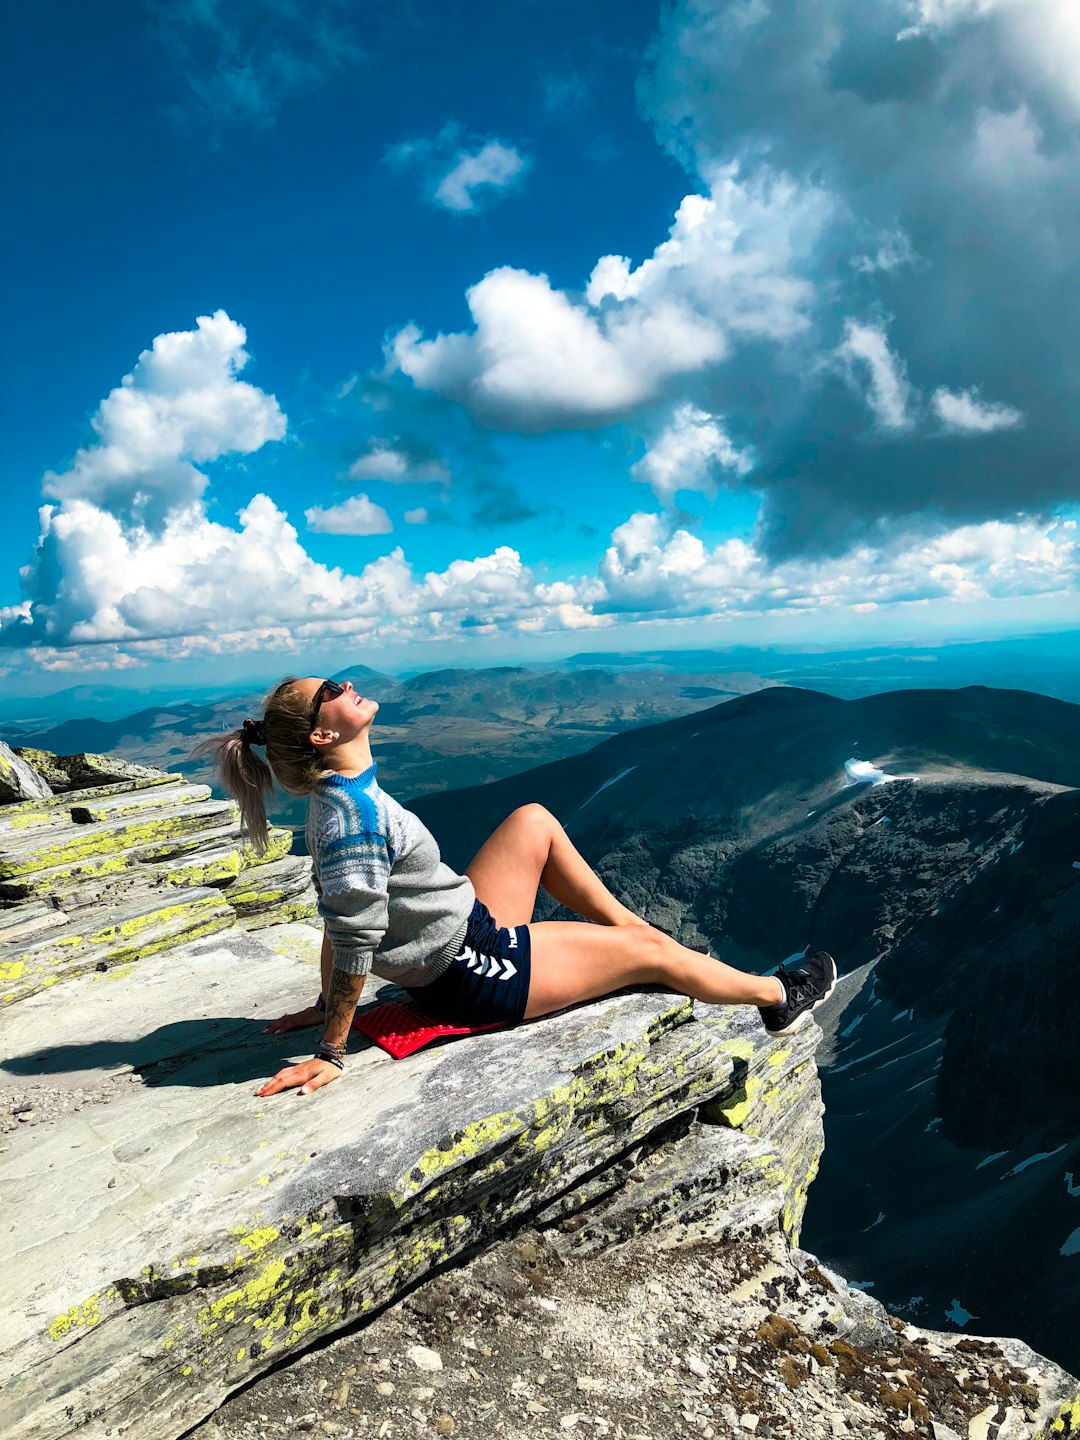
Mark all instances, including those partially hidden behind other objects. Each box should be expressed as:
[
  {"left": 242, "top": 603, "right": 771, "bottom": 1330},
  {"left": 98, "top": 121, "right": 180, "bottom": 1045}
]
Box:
[{"left": 758, "top": 951, "right": 838, "bottom": 1034}]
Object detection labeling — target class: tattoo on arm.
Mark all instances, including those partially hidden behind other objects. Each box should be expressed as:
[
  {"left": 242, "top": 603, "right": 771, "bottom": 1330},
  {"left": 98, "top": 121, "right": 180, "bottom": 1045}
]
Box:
[{"left": 324, "top": 966, "right": 365, "bottom": 1046}]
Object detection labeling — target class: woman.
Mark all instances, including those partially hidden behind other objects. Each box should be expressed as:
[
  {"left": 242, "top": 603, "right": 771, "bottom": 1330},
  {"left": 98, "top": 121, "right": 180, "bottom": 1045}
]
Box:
[{"left": 204, "top": 676, "right": 836, "bottom": 1100}]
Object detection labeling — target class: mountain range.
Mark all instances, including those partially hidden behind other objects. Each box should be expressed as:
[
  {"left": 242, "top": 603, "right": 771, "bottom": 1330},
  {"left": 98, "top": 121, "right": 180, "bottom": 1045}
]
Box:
[{"left": 8, "top": 665, "right": 770, "bottom": 826}]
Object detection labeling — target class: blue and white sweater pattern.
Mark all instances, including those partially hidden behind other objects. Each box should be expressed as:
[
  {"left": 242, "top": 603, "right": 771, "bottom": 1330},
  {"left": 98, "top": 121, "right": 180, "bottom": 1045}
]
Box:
[{"left": 305, "top": 766, "right": 475, "bottom": 985}]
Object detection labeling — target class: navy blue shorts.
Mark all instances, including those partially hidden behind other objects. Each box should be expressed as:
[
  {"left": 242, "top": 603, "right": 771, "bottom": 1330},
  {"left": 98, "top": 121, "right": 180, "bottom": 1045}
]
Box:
[{"left": 406, "top": 898, "right": 531, "bottom": 1025}]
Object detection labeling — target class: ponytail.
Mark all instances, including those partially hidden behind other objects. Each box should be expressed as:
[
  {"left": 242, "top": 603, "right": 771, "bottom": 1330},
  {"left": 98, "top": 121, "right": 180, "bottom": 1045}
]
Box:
[{"left": 195, "top": 676, "right": 326, "bottom": 853}]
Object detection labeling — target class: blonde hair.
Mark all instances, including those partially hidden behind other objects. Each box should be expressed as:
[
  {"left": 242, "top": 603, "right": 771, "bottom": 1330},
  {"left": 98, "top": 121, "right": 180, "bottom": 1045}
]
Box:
[{"left": 196, "top": 677, "right": 325, "bottom": 853}]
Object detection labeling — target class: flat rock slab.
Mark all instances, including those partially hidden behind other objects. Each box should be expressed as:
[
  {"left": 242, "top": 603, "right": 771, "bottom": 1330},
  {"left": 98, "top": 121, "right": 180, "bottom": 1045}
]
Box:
[{"left": 0, "top": 921, "right": 817, "bottom": 1440}]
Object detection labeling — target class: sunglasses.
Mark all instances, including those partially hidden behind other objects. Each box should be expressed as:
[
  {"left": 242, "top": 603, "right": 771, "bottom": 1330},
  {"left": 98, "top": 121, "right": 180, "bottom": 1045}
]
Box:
[{"left": 309, "top": 678, "right": 345, "bottom": 728}]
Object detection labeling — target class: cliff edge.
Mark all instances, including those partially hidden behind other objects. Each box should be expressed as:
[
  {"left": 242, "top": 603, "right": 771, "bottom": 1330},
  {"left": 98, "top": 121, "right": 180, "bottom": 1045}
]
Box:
[{"left": 0, "top": 746, "right": 1075, "bottom": 1440}]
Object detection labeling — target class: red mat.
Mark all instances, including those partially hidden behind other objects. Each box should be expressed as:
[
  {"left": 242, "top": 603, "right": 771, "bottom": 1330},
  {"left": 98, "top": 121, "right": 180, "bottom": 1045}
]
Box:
[{"left": 351, "top": 999, "right": 506, "bottom": 1058}]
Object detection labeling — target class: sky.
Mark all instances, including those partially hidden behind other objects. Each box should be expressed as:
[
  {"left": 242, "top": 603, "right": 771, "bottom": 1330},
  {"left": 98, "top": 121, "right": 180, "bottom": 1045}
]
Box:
[{"left": 1, "top": 0, "right": 1078, "bottom": 697}]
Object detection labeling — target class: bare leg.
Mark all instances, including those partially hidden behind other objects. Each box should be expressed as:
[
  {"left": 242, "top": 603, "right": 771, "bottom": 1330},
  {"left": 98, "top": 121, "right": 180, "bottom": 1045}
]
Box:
[
  {"left": 525, "top": 922, "right": 785, "bottom": 1020},
  {"left": 465, "top": 804, "right": 784, "bottom": 1021},
  {"left": 466, "top": 803, "right": 644, "bottom": 929}
]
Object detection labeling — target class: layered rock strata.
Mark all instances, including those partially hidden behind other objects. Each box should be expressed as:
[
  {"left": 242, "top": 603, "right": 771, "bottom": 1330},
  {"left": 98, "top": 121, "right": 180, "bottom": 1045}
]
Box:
[
  {"left": 0, "top": 917, "right": 826, "bottom": 1440},
  {"left": 0, "top": 746, "right": 317, "bottom": 1002}
]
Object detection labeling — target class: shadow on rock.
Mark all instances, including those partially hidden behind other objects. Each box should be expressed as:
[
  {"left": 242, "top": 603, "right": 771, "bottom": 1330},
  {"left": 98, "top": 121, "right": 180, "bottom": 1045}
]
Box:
[{"left": 2, "top": 1016, "right": 379, "bottom": 1088}]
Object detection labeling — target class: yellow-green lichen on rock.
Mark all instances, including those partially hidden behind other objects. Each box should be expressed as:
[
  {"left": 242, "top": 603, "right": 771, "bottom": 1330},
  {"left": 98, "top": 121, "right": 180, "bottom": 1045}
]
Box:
[{"left": 1039, "top": 1394, "right": 1080, "bottom": 1438}]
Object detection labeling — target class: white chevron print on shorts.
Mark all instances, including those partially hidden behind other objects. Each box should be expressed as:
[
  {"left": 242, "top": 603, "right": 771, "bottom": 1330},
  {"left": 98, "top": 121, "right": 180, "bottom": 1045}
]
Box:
[{"left": 460, "top": 946, "right": 517, "bottom": 980}]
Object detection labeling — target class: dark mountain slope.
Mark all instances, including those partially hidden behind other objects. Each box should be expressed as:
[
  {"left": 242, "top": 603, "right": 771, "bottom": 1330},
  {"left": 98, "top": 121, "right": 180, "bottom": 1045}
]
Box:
[{"left": 412, "top": 684, "right": 1080, "bottom": 868}]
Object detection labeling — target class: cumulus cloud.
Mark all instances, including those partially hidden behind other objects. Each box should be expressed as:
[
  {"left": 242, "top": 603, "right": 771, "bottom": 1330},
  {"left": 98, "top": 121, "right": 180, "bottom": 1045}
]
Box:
[
  {"left": 384, "top": 0, "right": 1075, "bottom": 558},
  {"left": 0, "top": 315, "right": 609, "bottom": 657},
  {"left": 932, "top": 387, "right": 1025, "bottom": 433},
  {"left": 598, "top": 510, "right": 1077, "bottom": 618},
  {"left": 632, "top": 404, "right": 755, "bottom": 504},
  {"left": 628, "top": 0, "right": 1080, "bottom": 552},
  {"left": 391, "top": 169, "right": 828, "bottom": 431},
  {"left": 347, "top": 441, "right": 450, "bottom": 485},
  {"left": 0, "top": 490, "right": 605, "bottom": 655},
  {"left": 404, "top": 507, "right": 429, "bottom": 525},
  {"left": 387, "top": 124, "right": 529, "bottom": 214},
  {"left": 899, "top": 0, "right": 1080, "bottom": 113},
  {"left": 836, "top": 320, "right": 914, "bottom": 430},
  {"left": 305, "top": 495, "right": 393, "bottom": 535},
  {"left": 42, "top": 310, "right": 285, "bottom": 528}
]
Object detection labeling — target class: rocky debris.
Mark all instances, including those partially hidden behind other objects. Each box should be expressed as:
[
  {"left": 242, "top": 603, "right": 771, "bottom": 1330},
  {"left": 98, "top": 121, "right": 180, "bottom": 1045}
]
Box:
[
  {"left": 11, "top": 746, "right": 71, "bottom": 790},
  {"left": 0, "top": 742, "right": 316, "bottom": 1001},
  {"left": 185, "top": 1225, "right": 1078, "bottom": 1440},
  {"left": 0, "top": 739, "right": 53, "bottom": 802}
]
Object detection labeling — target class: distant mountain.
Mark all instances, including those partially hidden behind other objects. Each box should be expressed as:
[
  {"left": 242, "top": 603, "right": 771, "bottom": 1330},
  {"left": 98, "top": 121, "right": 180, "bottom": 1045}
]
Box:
[
  {"left": 11, "top": 666, "right": 771, "bottom": 829},
  {"left": 410, "top": 684, "right": 1080, "bottom": 1371},
  {"left": 541, "top": 630, "right": 1080, "bottom": 703},
  {"left": 0, "top": 666, "right": 399, "bottom": 734}
]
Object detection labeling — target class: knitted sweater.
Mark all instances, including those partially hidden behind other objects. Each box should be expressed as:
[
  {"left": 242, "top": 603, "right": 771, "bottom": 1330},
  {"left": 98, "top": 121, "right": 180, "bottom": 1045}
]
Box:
[{"left": 305, "top": 765, "right": 475, "bottom": 987}]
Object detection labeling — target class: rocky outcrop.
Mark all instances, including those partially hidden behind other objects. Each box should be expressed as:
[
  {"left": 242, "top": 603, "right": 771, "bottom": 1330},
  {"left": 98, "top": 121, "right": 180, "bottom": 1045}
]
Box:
[
  {"left": 0, "top": 745, "right": 317, "bottom": 1002},
  {"left": 12, "top": 748, "right": 172, "bottom": 792},
  {"left": 0, "top": 739, "right": 54, "bottom": 802},
  {"left": 0, "top": 733, "right": 1076, "bottom": 1440},
  {"left": 0, "top": 924, "right": 828, "bottom": 1440}
]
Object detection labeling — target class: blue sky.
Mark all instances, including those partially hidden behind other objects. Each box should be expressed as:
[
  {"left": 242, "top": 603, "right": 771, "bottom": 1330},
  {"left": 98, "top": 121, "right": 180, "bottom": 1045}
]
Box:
[{"left": 2, "top": 0, "right": 1077, "bottom": 696}]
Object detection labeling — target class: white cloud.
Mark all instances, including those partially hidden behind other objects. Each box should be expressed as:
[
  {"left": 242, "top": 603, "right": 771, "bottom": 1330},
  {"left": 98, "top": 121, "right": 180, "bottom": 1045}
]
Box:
[
  {"left": 391, "top": 166, "right": 828, "bottom": 431},
  {"left": 404, "top": 507, "right": 429, "bottom": 525},
  {"left": 636, "top": 0, "right": 1080, "bottom": 548},
  {"left": 42, "top": 310, "right": 285, "bottom": 526},
  {"left": 836, "top": 320, "right": 913, "bottom": 431},
  {"left": 1, "top": 491, "right": 607, "bottom": 653},
  {"left": 898, "top": 0, "right": 1001, "bottom": 37},
  {"left": 305, "top": 495, "right": 393, "bottom": 536},
  {"left": 5, "top": 492, "right": 1075, "bottom": 665},
  {"left": 387, "top": 125, "right": 529, "bottom": 214},
  {"left": 851, "top": 228, "right": 923, "bottom": 275},
  {"left": 3, "top": 314, "right": 615, "bottom": 658},
  {"left": 347, "top": 442, "right": 450, "bottom": 485},
  {"left": 632, "top": 404, "right": 754, "bottom": 504},
  {"left": 434, "top": 141, "right": 528, "bottom": 213},
  {"left": 598, "top": 511, "right": 1077, "bottom": 618},
  {"left": 932, "top": 387, "right": 1025, "bottom": 433}
]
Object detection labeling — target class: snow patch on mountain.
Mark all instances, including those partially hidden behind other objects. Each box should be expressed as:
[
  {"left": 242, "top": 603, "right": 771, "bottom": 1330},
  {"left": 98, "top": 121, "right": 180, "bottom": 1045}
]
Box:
[{"left": 844, "top": 758, "right": 919, "bottom": 786}]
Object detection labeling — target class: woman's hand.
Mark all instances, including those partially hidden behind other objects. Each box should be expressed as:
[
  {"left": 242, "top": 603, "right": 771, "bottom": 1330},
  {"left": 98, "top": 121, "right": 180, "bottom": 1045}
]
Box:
[
  {"left": 255, "top": 1057, "right": 341, "bottom": 1098},
  {"left": 262, "top": 1005, "right": 323, "bottom": 1037}
]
